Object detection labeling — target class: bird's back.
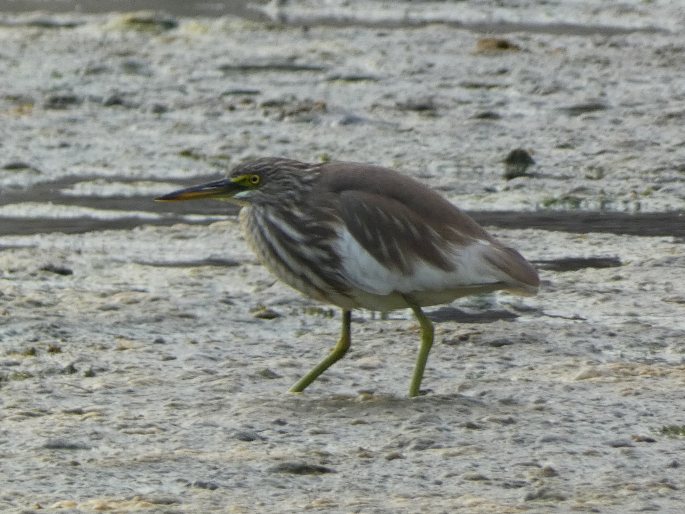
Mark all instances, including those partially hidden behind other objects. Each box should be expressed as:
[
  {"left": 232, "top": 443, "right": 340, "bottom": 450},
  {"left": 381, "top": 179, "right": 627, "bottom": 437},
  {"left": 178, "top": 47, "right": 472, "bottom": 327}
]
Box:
[{"left": 311, "top": 162, "right": 539, "bottom": 308}]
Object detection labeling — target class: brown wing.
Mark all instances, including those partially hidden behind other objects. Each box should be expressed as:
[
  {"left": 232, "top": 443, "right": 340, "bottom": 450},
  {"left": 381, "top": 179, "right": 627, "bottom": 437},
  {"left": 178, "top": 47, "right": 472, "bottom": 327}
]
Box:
[
  {"left": 315, "top": 163, "right": 488, "bottom": 270},
  {"left": 337, "top": 189, "right": 459, "bottom": 274},
  {"left": 314, "top": 162, "right": 539, "bottom": 292}
]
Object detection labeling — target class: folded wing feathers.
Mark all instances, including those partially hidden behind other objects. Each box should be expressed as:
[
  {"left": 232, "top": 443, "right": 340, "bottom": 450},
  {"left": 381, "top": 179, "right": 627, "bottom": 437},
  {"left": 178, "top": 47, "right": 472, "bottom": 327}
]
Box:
[
  {"left": 479, "top": 243, "right": 540, "bottom": 294},
  {"left": 317, "top": 162, "right": 539, "bottom": 295}
]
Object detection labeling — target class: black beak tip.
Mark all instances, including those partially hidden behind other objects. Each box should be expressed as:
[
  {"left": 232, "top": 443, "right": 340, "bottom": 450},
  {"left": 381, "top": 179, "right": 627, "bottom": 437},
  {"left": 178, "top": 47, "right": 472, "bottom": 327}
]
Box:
[{"left": 154, "top": 193, "right": 175, "bottom": 202}]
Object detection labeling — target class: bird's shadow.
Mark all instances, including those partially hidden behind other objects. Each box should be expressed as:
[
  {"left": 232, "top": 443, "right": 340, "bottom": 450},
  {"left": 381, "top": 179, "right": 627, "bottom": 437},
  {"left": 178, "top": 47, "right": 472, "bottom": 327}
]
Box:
[
  {"left": 425, "top": 306, "right": 519, "bottom": 324},
  {"left": 255, "top": 391, "right": 486, "bottom": 419}
]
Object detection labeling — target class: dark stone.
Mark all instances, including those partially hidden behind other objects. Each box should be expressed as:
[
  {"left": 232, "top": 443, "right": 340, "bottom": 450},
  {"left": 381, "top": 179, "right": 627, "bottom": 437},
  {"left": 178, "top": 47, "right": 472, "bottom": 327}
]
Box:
[
  {"left": 396, "top": 97, "right": 437, "bottom": 113},
  {"left": 40, "top": 264, "right": 73, "bottom": 276},
  {"left": 503, "top": 148, "right": 535, "bottom": 179},
  {"left": 472, "top": 111, "right": 502, "bottom": 120},
  {"left": 3, "top": 161, "right": 35, "bottom": 170},
  {"left": 150, "top": 103, "right": 168, "bottom": 114},
  {"left": 222, "top": 88, "right": 261, "bottom": 96},
  {"left": 121, "top": 59, "right": 152, "bottom": 76},
  {"left": 235, "top": 430, "right": 265, "bottom": 442},
  {"left": 119, "top": 13, "right": 178, "bottom": 32},
  {"left": 487, "top": 338, "right": 514, "bottom": 347},
  {"left": 189, "top": 480, "right": 219, "bottom": 490},
  {"left": 258, "top": 368, "right": 282, "bottom": 379},
  {"left": 103, "top": 95, "right": 126, "bottom": 107},
  {"left": 61, "top": 363, "right": 78, "bottom": 375},
  {"left": 532, "top": 256, "right": 621, "bottom": 272},
  {"left": 218, "top": 62, "right": 326, "bottom": 74},
  {"left": 269, "top": 462, "right": 336, "bottom": 475},
  {"left": 251, "top": 306, "right": 282, "bottom": 320},
  {"left": 44, "top": 94, "right": 82, "bottom": 109},
  {"left": 326, "top": 73, "right": 380, "bottom": 82},
  {"left": 409, "top": 438, "right": 438, "bottom": 451},
  {"left": 559, "top": 102, "right": 609, "bottom": 116},
  {"left": 524, "top": 487, "right": 567, "bottom": 501},
  {"left": 461, "top": 421, "right": 484, "bottom": 430},
  {"left": 43, "top": 438, "right": 91, "bottom": 450}
]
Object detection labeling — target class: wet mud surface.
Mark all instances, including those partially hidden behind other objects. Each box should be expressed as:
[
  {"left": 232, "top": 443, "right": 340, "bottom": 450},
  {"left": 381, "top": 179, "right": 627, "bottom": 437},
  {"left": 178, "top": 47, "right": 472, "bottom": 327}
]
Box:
[
  {"left": 1, "top": 2, "right": 685, "bottom": 513},
  {"left": 3, "top": 175, "right": 684, "bottom": 238}
]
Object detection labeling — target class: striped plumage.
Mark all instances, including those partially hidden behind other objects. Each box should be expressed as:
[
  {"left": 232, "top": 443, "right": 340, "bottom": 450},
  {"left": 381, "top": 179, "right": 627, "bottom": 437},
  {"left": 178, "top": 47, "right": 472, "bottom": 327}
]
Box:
[{"left": 157, "top": 157, "right": 539, "bottom": 397}]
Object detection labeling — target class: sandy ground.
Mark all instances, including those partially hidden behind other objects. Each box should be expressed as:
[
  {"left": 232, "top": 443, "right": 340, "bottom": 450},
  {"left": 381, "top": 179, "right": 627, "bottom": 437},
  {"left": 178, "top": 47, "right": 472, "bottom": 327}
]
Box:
[{"left": 1, "top": 2, "right": 685, "bottom": 513}]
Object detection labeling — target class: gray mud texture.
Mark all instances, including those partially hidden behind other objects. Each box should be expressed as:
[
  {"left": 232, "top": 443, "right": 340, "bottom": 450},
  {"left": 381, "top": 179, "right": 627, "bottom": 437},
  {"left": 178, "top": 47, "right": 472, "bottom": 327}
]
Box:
[{"left": 1, "top": 2, "right": 685, "bottom": 513}]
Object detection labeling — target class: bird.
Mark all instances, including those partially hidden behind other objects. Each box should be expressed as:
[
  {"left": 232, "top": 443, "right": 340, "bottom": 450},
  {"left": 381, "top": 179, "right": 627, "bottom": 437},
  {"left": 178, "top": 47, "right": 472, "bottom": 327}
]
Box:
[{"left": 156, "top": 157, "right": 539, "bottom": 397}]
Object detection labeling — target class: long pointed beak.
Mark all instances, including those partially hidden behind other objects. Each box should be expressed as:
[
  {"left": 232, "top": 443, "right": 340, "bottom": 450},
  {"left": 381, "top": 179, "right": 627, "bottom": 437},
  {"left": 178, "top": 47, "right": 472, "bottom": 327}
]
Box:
[{"left": 155, "top": 178, "right": 244, "bottom": 202}]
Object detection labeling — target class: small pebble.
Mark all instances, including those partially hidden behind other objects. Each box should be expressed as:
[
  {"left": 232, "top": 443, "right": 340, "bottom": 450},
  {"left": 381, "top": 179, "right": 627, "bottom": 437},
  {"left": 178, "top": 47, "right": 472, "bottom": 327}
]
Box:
[
  {"left": 502, "top": 480, "right": 528, "bottom": 489},
  {"left": 188, "top": 480, "right": 219, "bottom": 490},
  {"left": 541, "top": 465, "right": 559, "bottom": 477},
  {"left": 2, "top": 161, "right": 36, "bottom": 170},
  {"left": 40, "top": 264, "right": 73, "bottom": 276},
  {"left": 631, "top": 434, "right": 656, "bottom": 443},
  {"left": 461, "top": 421, "right": 484, "bottom": 430},
  {"left": 395, "top": 97, "right": 437, "bottom": 113},
  {"left": 61, "top": 363, "right": 78, "bottom": 375},
  {"left": 409, "top": 438, "right": 437, "bottom": 451},
  {"left": 251, "top": 306, "right": 282, "bottom": 319},
  {"left": 524, "top": 487, "right": 567, "bottom": 501},
  {"left": 44, "top": 94, "right": 81, "bottom": 109},
  {"left": 150, "top": 103, "right": 168, "bottom": 114},
  {"left": 503, "top": 148, "right": 535, "bottom": 180},
  {"left": 463, "top": 472, "right": 490, "bottom": 481},
  {"left": 326, "top": 73, "right": 380, "bottom": 82},
  {"left": 471, "top": 110, "right": 502, "bottom": 120},
  {"left": 483, "top": 415, "right": 516, "bottom": 425},
  {"left": 258, "top": 368, "right": 282, "bottom": 379},
  {"left": 475, "top": 37, "right": 521, "bottom": 52},
  {"left": 487, "top": 338, "right": 514, "bottom": 347},
  {"left": 356, "top": 356, "right": 382, "bottom": 370},
  {"left": 102, "top": 94, "right": 127, "bottom": 107},
  {"left": 559, "top": 102, "right": 609, "bottom": 116},
  {"left": 574, "top": 367, "right": 605, "bottom": 380},
  {"left": 268, "top": 462, "right": 336, "bottom": 475},
  {"left": 356, "top": 448, "right": 373, "bottom": 459},
  {"left": 114, "top": 12, "right": 178, "bottom": 32},
  {"left": 43, "top": 439, "right": 91, "bottom": 450},
  {"left": 234, "top": 430, "right": 265, "bottom": 442},
  {"left": 536, "top": 434, "right": 573, "bottom": 444},
  {"left": 606, "top": 439, "right": 634, "bottom": 448}
]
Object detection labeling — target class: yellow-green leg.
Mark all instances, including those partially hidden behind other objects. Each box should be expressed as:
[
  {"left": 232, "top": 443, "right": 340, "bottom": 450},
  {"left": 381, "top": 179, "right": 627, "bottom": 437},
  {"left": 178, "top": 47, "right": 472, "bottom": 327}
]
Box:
[
  {"left": 289, "top": 309, "right": 351, "bottom": 393},
  {"left": 408, "top": 304, "right": 434, "bottom": 397}
]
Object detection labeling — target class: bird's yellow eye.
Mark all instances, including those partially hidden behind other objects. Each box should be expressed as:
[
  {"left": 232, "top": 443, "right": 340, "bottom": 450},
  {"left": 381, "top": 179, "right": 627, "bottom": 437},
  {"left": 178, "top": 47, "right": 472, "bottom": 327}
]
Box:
[{"left": 249, "top": 175, "right": 261, "bottom": 186}]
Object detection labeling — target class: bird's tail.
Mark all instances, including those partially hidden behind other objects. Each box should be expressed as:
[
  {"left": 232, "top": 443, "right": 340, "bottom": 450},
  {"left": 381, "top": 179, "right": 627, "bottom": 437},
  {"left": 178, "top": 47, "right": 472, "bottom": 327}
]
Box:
[{"left": 482, "top": 244, "right": 540, "bottom": 296}]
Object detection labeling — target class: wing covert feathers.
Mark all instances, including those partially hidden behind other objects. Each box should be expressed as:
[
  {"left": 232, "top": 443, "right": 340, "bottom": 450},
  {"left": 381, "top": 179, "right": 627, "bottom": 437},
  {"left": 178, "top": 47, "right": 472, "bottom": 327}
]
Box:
[{"left": 314, "top": 161, "right": 539, "bottom": 295}]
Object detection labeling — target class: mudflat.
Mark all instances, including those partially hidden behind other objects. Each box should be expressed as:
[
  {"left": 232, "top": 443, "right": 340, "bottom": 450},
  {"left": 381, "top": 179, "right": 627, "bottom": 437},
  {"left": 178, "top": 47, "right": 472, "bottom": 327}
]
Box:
[{"left": 1, "top": 2, "right": 684, "bottom": 512}]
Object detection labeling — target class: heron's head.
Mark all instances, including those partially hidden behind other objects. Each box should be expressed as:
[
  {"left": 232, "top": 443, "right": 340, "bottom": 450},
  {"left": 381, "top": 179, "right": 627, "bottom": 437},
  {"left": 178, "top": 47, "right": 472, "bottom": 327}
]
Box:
[{"left": 155, "top": 157, "right": 317, "bottom": 206}]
